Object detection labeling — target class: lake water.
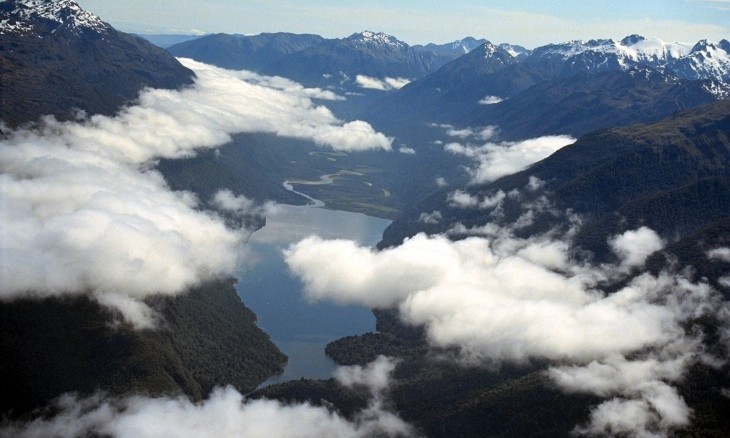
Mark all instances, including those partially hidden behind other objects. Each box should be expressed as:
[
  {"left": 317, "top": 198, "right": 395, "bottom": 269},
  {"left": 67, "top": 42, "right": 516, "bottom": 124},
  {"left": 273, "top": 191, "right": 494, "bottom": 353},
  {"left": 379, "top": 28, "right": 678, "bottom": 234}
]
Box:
[{"left": 235, "top": 195, "right": 390, "bottom": 386}]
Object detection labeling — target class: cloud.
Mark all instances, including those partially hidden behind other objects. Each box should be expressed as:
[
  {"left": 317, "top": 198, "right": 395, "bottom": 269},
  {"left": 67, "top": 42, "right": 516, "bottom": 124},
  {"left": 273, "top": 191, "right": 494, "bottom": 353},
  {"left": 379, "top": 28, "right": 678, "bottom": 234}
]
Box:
[
  {"left": 478, "top": 95, "right": 504, "bottom": 105},
  {"left": 609, "top": 227, "right": 665, "bottom": 272},
  {"left": 398, "top": 146, "right": 416, "bottom": 154},
  {"left": 708, "top": 247, "right": 730, "bottom": 262},
  {"left": 527, "top": 176, "right": 546, "bottom": 191},
  {"left": 355, "top": 75, "right": 411, "bottom": 91},
  {"left": 445, "top": 125, "right": 497, "bottom": 141},
  {"left": 1, "top": 357, "right": 413, "bottom": 438},
  {"left": 0, "top": 59, "right": 392, "bottom": 327},
  {"left": 418, "top": 211, "right": 442, "bottom": 224},
  {"left": 284, "top": 228, "right": 716, "bottom": 365},
  {"left": 447, "top": 189, "right": 505, "bottom": 209},
  {"left": 445, "top": 135, "right": 575, "bottom": 183},
  {"left": 334, "top": 355, "right": 400, "bottom": 394},
  {"left": 284, "top": 225, "right": 729, "bottom": 435}
]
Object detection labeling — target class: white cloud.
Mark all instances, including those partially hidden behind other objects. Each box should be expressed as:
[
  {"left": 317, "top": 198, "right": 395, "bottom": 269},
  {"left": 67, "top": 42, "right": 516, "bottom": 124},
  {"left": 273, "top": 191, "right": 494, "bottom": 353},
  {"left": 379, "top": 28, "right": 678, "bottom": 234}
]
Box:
[
  {"left": 609, "top": 227, "right": 665, "bottom": 272},
  {"left": 334, "top": 355, "right": 399, "bottom": 394},
  {"left": 447, "top": 190, "right": 505, "bottom": 209},
  {"left": 1, "top": 357, "right": 413, "bottom": 438},
  {"left": 354, "top": 75, "right": 411, "bottom": 91},
  {"left": 284, "top": 226, "right": 729, "bottom": 435},
  {"left": 284, "top": 230, "right": 712, "bottom": 363},
  {"left": 720, "top": 276, "right": 730, "bottom": 288},
  {"left": 398, "top": 146, "right": 416, "bottom": 154},
  {"left": 445, "top": 135, "right": 575, "bottom": 183},
  {"left": 478, "top": 95, "right": 503, "bottom": 105},
  {"left": 445, "top": 126, "right": 497, "bottom": 141},
  {"left": 708, "top": 247, "right": 730, "bottom": 262},
  {"left": 527, "top": 176, "right": 546, "bottom": 191},
  {"left": 0, "top": 59, "right": 393, "bottom": 327},
  {"left": 418, "top": 211, "right": 442, "bottom": 224}
]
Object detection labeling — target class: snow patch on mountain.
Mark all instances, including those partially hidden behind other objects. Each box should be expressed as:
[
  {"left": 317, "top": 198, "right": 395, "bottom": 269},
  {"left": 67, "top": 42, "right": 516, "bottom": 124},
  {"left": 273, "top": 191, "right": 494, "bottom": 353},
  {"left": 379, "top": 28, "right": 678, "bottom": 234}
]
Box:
[
  {"left": 0, "top": 0, "right": 109, "bottom": 36},
  {"left": 348, "top": 31, "right": 407, "bottom": 50},
  {"left": 530, "top": 35, "right": 729, "bottom": 84},
  {"left": 498, "top": 43, "right": 530, "bottom": 58}
]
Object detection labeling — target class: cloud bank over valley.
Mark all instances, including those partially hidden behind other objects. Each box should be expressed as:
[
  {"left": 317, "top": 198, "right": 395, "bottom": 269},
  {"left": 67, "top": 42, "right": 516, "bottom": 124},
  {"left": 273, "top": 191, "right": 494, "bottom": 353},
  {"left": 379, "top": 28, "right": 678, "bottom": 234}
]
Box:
[
  {"left": 0, "top": 59, "right": 392, "bottom": 327},
  {"left": 285, "top": 220, "right": 730, "bottom": 436},
  {"left": 1, "top": 357, "right": 413, "bottom": 438}
]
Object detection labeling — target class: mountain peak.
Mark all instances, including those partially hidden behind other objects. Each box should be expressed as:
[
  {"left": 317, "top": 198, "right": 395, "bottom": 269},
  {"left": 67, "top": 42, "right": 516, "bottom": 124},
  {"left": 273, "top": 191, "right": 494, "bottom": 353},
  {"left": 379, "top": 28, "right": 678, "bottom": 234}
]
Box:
[
  {"left": 0, "top": 0, "right": 110, "bottom": 36},
  {"left": 691, "top": 39, "right": 718, "bottom": 52},
  {"left": 498, "top": 42, "right": 530, "bottom": 58},
  {"left": 449, "top": 37, "right": 484, "bottom": 53},
  {"left": 720, "top": 39, "right": 730, "bottom": 53},
  {"left": 620, "top": 34, "right": 646, "bottom": 46},
  {"left": 347, "top": 30, "right": 408, "bottom": 49}
]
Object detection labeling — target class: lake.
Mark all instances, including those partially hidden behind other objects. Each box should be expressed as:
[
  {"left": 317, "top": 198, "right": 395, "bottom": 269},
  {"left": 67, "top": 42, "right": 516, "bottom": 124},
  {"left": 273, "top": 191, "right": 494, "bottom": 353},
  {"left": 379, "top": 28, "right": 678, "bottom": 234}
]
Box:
[{"left": 235, "top": 194, "right": 390, "bottom": 386}]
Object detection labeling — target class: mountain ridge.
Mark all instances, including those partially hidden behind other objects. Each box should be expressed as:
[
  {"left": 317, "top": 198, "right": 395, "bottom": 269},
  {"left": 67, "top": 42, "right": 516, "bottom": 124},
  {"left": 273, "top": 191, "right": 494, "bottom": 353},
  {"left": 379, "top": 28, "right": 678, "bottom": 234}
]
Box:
[{"left": 0, "top": 0, "right": 195, "bottom": 127}]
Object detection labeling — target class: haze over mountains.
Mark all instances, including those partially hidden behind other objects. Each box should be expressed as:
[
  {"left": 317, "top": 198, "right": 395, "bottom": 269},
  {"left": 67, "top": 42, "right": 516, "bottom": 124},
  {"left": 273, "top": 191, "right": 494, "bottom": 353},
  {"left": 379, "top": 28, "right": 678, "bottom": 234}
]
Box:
[{"left": 1, "top": 1, "right": 730, "bottom": 437}]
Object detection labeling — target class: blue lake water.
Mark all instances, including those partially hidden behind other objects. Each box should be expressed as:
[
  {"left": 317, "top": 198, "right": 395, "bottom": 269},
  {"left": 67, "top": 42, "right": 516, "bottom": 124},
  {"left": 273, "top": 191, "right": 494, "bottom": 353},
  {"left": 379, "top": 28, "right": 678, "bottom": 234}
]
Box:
[{"left": 235, "top": 201, "right": 390, "bottom": 386}]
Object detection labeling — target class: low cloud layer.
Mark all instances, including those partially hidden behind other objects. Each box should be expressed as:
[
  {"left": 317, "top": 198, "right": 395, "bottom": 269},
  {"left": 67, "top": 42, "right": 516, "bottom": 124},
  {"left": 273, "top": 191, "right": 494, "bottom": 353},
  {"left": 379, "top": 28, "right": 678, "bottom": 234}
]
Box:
[
  {"left": 1, "top": 358, "right": 413, "bottom": 438},
  {"left": 445, "top": 135, "right": 575, "bottom": 183},
  {"left": 355, "top": 74, "right": 411, "bottom": 91},
  {"left": 478, "top": 95, "right": 504, "bottom": 105},
  {"left": 0, "top": 59, "right": 392, "bottom": 327},
  {"left": 285, "top": 224, "right": 729, "bottom": 436}
]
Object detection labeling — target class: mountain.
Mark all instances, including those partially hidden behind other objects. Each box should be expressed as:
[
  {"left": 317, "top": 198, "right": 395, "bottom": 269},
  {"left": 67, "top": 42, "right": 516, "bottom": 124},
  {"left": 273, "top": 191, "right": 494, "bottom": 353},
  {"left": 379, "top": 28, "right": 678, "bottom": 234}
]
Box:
[
  {"left": 262, "top": 31, "right": 443, "bottom": 89},
  {"left": 465, "top": 66, "right": 719, "bottom": 139},
  {"left": 364, "top": 40, "right": 521, "bottom": 125},
  {"left": 168, "top": 32, "right": 326, "bottom": 71},
  {"left": 258, "top": 100, "right": 730, "bottom": 437},
  {"left": 0, "top": 0, "right": 195, "bottom": 127},
  {"left": 381, "top": 100, "right": 730, "bottom": 261},
  {"left": 137, "top": 33, "right": 205, "bottom": 48},
  {"left": 363, "top": 35, "right": 730, "bottom": 140},
  {"left": 170, "top": 31, "right": 450, "bottom": 95},
  {"left": 413, "top": 37, "right": 487, "bottom": 57},
  {"left": 0, "top": 0, "right": 286, "bottom": 418},
  {"left": 526, "top": 35, "right": 730, "bottom": 84},
  {"left": 0, "top": 280, "right": 286, "bottom": 418},
  {"left": 670, "top": 39, "right": 730, "bottom": 82}
]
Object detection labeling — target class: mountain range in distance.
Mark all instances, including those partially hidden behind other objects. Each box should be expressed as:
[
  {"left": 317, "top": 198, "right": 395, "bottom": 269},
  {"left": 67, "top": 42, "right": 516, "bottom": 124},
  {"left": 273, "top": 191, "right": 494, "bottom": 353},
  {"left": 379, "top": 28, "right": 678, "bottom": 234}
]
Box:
[{"left": 167, "top": 29, "right": 729, "bottom": 139}]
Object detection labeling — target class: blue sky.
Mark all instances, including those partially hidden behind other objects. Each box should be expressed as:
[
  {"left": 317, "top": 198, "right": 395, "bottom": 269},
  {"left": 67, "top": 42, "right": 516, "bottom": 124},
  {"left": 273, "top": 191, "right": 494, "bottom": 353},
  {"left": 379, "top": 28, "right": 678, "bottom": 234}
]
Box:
[{"left": 77, "top": 0, "right": 729, "bottom": 47}]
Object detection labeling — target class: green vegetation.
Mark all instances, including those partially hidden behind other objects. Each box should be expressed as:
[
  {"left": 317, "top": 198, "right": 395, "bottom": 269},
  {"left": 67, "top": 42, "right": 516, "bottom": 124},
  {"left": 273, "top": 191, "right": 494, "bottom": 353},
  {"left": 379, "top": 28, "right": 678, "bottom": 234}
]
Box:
[{"left": 0, "top": 280, "right": 286, "bottom": 419}]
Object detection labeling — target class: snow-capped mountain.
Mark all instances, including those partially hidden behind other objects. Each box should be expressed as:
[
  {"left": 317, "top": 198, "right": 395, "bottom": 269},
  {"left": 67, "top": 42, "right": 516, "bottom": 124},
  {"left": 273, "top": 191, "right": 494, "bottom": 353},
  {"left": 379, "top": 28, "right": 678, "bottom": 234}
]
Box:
[
  {"left": 670, "top": 39, "right": 730, "bottom": 82},
  {"left": 364, "top": 33, "right": 728, "bottom": 141},
  {"left": 497, "top": 42, "right": 530, "bottom": 59},
  {"left": 530, "top": 35, "right": 691, "bottom": 66},
  {"left": 0, "top": 0, "right": 109, "bottom": 36},
  {"left": 347, "top": 30, "right": 409, "bottom": 50},
  {"left": 528, "top": 34, "right": 730, "bottom": 83},
  {"left": 0, "top": 0, "right": 194, "bottom": 126}
]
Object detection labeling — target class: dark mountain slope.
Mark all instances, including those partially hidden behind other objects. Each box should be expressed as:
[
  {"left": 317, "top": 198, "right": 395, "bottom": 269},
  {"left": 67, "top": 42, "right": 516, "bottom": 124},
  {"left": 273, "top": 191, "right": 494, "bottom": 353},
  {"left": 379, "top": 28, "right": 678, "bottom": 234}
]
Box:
[
  {"left": 167, "top": 32, "right": 325, "bottom": 71},
  {"left": 0, "top": 280, "right": 286, "bottom": 418},
  {"left": 381, "top": 100, "right": 730, "bottom": 259},
  {"left": 260, "top": 31, "right": 442, "bottom": 92},
  {"left": 0, "top": 0, "right": 195, "bottom": 127},
  {"left": 0, "top": 0, "right": 287, "bottom": 418},
  {"left": 364, "top": 41, "right": 521, "bottom": 126},
  {"left": 465, "top": 68, "right": 719, "bottom": 140}
]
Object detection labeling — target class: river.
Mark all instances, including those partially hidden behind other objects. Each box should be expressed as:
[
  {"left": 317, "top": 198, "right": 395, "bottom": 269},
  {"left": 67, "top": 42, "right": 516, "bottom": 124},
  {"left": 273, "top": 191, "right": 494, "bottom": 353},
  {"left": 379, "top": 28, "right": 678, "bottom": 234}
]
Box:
[{"left": 236, "top": 179, "right": 390, "bottom": 386}]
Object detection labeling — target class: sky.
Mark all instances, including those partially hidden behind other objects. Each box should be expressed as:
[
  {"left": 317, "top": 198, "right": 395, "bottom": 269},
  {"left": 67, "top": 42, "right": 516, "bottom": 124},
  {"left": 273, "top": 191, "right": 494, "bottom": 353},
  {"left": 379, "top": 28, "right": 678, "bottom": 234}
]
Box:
[{"left": 76, "top": 0, "right": 729, "bottom": 48}]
